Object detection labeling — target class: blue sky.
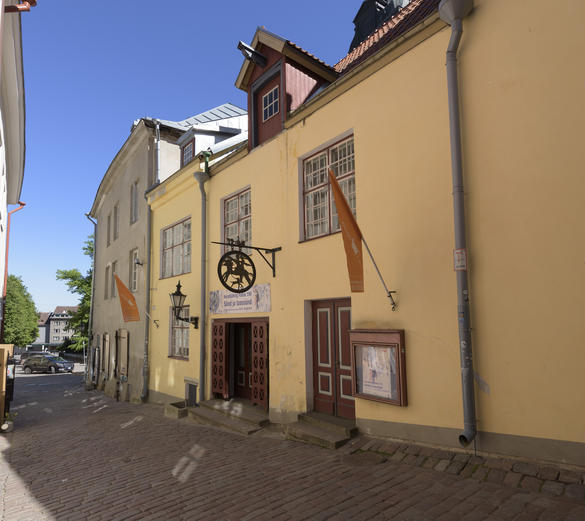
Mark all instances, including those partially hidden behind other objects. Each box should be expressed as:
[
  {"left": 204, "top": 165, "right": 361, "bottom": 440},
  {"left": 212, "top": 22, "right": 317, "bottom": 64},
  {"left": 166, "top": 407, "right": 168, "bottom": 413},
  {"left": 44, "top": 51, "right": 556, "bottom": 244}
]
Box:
[{"left": 11, "top": 1, "right": 360, "bottom": 312}]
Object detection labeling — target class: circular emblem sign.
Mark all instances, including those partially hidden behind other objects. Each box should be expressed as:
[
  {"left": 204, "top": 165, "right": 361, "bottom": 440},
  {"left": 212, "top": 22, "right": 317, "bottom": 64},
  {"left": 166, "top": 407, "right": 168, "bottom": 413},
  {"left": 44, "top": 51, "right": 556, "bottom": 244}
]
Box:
[{"left": 217, "top": 250, "right": 256, "bottom": 293}]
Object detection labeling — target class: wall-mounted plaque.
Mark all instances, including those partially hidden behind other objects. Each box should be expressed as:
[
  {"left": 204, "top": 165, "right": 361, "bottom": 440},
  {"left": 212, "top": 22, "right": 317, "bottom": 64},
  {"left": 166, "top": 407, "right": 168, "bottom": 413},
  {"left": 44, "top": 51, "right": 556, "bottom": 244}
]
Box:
[{"left": 350, "top": 329, "right": 407, "bottom": 406}]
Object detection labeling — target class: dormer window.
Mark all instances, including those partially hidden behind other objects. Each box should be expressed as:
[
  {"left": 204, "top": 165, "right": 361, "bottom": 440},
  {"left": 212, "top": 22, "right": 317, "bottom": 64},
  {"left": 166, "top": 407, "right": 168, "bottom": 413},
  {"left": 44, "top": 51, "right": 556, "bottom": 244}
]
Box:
[
  {"left": 181, "top": 140, "right": 194, "bottom": 167},
  {"left": 262, "top": 86, "right": 279, "bottom": 122}
]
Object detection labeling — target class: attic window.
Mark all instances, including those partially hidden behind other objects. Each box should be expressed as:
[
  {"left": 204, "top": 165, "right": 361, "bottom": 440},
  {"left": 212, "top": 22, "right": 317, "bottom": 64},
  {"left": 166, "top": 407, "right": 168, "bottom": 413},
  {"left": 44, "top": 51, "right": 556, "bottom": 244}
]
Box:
[
  {"left": 182, "top": 140, "right": 194, "bottom": 167},
  {"left": 262, "top": 86, "right": 279, "bottom": 122}
]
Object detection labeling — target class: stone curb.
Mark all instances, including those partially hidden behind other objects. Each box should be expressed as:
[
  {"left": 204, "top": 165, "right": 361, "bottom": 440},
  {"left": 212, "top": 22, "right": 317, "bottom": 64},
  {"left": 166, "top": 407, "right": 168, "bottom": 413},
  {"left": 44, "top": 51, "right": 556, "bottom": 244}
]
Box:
[{"left": 341, "top": 435, "right": 585, "bottom": 501}]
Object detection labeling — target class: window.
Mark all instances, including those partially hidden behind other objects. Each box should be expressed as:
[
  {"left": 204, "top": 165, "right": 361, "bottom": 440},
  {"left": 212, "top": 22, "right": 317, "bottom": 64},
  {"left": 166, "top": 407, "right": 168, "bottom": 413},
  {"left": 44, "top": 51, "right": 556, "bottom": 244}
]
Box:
[
  {"left": 111, "top": 261, "right": 117, "bottom": 298},
  {"left": 113, "top": 204, "right": 119, "bottom": 240},
  {"left": 129, "top": 249, "right": 139, "bottom": 292},
  {"left": 262, "top": 86, "right": 279, "bottom": 122},
  {"left": 130, "top": 181, "right": 139, "bottom": 224},
  {"left": 55, "top": 329, "right": 60, "bottom": 333},
  {"left": 170, "top": 306, "right": 189, "bottom": 359},
  {"left": 107, "top": 213, "right": 111, "bottom": 246},
  {"left": 104, "top": 265, "right": 110, "bottom": 299},
  {"left": 303, "top": 137, "right": 355, "bottom": 240},
  {"left": 162, "top": 219, "right": 191, "bottom": 278},
  {"left": 53, "top": 336, "right": 59, "bottom": 341},
  {"left": 181, "top": 140, "right": 194, "bottom": 167},
  {"left": 224, "top": 189, "right": 251, "bottom": 252}
]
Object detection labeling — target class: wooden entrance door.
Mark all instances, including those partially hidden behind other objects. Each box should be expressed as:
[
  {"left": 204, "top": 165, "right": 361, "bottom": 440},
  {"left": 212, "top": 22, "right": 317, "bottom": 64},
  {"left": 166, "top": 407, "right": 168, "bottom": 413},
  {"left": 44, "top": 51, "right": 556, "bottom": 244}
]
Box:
[
  {"left": 212, "top": 319, "right": 269, "bottom": 410},
  {"left": 234, "top": 324, "right": 252, "bottom": 400},
  {"left": 312, "top": 299, "right": 354, "bottom": 419}
]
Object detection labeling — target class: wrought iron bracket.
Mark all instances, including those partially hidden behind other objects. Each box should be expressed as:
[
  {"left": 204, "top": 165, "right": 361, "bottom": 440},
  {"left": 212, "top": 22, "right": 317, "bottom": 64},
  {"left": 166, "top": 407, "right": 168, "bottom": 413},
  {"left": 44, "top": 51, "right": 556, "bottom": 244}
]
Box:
[{"left": 212, "top": 239, "right": 282, "bottom": 277}]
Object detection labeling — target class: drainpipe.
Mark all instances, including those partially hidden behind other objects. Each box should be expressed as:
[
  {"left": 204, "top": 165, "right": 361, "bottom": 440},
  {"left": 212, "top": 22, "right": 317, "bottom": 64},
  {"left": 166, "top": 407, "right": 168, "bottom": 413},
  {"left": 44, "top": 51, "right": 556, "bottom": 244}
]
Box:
[
  {"left": 141, "top": 121, "right": 160, "bottom": 401},
  {"left": 1, "top": 201, "right": 25, "bottom": 342},
  {"left": 438, "top": 0, "right": 475, "bottom": 446},
  {"left": 194, "top": 152, "right": 211, "bottom": 403},
  {"left": 85, "top": 213, "right": 97, "bottom": 386}
]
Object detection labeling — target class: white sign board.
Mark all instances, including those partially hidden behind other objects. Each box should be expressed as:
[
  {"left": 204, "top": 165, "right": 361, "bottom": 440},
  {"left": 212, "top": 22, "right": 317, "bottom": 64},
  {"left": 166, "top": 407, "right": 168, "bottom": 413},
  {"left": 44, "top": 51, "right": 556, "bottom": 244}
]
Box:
[{"left": 209, "top": 284, "right": 271, "bottom": 314}]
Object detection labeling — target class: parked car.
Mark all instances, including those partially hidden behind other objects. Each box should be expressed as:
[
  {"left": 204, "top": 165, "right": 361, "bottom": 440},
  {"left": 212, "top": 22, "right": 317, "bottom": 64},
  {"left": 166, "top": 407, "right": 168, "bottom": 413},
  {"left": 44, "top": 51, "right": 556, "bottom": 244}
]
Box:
[
  {"left": 22, "top": 355, "right": 74, "bottom": 374},
  {"left": 19, "top": 351, "right": 47, "bottom": 364}
]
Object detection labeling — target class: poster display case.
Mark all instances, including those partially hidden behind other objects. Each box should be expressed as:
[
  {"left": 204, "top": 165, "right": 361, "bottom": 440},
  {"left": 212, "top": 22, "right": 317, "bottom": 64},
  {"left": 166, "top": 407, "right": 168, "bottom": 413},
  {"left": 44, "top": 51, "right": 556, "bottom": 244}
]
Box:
[{"left": 350, "top": 329, "right": 407, "bottom": 406}]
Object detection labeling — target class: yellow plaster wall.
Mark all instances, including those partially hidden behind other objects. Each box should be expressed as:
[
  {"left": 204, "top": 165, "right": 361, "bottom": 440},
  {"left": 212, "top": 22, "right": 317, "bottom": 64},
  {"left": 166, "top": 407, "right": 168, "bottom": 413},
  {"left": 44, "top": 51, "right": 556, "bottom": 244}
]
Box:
[
  {"left": 148, "top": 173, "right": 201, "bottom": 402},
  {"left": 147, "top": 0, "right": 585, "bottom": 444}
]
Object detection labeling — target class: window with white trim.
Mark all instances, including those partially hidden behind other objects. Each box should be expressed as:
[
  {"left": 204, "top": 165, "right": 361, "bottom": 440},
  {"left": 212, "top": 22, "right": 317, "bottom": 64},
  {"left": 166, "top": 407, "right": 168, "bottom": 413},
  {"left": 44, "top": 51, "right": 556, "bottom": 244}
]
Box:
[
  {"left": 104, "top": 265, "right": 110, "bottom": 300},
  {"left": 113, "top": 204, "right": 119, "bottom": 240},
  {"left": 170, "top": 306, "right": 189, "bottom": 359},
  {"left": 181, "top": 140, "right": 194, "bottom": 167},
  {"left": 129, "top": 249, "right": 139, "bottom": 292},
  {"left": 107, "top": 213, "right": 111, "bottom": 246},
  {"left": 224, "top": 189, "right": 251, "bottom": 252},
  {"left": 303, "top": 137, "right": 355, "bottom": 240},
  {"left": 130, "top": 181, "right": 139, "bottom": 224},
  {"left": 111, "top": 261, "right": 117, "bottom": 298},
  {"left": 262, "top": 86, "right": 279, "bottom": 122},
  {"left": 162, "top": 218, "right": 191, "bottom": 278}
]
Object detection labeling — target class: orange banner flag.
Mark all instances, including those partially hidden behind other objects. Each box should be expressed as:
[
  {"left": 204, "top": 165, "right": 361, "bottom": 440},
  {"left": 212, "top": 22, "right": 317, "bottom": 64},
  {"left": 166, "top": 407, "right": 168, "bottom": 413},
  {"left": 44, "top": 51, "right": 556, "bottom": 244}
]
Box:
[
  {"left": 114, "top": 275, "right": 140, "bottom": 322},
  {"left": 328, "top": 169, "right": 364, "bottom": 292}
]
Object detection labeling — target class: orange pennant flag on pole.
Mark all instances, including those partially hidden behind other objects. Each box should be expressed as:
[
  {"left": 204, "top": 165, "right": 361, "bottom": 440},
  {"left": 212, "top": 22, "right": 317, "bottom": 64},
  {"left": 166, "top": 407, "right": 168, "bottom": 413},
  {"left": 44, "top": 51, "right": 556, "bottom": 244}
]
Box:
[
  {"left": 114, "top": 275, "right": 140, "bottom": 322},
  {"left": 328, "top": 169, "right": 364, "bottom": 292}
]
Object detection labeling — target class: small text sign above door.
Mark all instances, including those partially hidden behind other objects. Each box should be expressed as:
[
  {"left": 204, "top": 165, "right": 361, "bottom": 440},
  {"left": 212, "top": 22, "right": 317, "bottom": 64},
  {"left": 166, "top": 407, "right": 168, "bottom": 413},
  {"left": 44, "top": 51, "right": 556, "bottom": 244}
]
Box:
[{"left": 209, "top": 284, "right": 271, "bottom": 314}]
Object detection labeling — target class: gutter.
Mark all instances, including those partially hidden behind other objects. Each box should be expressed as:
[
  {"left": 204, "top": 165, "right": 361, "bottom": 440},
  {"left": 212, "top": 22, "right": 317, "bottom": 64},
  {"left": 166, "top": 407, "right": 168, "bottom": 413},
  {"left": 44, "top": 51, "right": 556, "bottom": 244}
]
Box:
[
  {"left": 193, "top": 152, "right": 210, "bottom": 403},
  {"left": 438, "top": 0, "right": 476, "bottom": 446},
  {"left": 85, "top": 213, "right": 97, "bottom": 385},
  {"left": 1, "top": 201, "right": 25, "bottom": 342}
]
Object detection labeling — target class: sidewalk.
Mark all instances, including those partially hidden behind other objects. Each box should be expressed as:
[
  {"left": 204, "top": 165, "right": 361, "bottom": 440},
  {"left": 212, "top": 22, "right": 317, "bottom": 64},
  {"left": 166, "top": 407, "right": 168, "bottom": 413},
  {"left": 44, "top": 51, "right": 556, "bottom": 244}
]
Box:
[{"left": 1, "top": 374, "right": 584, "bottom": 521}]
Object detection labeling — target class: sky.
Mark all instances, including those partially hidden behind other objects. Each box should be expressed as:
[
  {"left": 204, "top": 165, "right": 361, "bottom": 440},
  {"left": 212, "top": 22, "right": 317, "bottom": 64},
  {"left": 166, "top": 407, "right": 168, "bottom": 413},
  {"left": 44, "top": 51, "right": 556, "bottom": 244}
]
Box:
[{"left": 11, "top": 1, "right": 360, "bottom": 312}]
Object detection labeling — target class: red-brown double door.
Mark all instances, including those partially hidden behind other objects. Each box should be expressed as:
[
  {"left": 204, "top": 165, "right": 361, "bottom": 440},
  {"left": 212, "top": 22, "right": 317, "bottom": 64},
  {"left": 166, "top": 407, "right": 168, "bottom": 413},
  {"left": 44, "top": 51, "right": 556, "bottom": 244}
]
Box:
[
  {"left": 211, "top": 319, "right": 268, "bottom": 410},
  {"left": 312, "top": 299, "right": 355, "bottom": 419}
]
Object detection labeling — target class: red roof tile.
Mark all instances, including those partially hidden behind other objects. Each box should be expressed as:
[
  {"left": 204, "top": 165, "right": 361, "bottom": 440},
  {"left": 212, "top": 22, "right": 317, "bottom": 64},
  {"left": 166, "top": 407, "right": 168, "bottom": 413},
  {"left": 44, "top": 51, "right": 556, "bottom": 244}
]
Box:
[{"left": 335, "top": 0, "right": 441, "bottom": 74}]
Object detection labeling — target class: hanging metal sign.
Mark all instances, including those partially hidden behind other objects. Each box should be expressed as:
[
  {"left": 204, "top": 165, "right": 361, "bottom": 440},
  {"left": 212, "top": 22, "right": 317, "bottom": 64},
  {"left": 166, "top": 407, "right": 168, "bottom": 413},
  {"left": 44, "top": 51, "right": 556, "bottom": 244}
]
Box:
[
  {"left": 217, "top": 249, "right": 256, "bottom": 293},
  {"left": 212, "top": 239, "right": 282, "bottom": 294}
]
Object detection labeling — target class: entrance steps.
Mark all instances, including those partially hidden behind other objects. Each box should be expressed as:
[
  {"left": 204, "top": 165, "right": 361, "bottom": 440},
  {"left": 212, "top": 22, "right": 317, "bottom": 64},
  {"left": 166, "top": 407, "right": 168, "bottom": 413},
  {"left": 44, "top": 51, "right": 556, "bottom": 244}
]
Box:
[
  {"left": 188, "top": 398, "right": 269, "bottom": 436},
  {"left": 284, "top": 411, "right": 358, "bottom": 449}
]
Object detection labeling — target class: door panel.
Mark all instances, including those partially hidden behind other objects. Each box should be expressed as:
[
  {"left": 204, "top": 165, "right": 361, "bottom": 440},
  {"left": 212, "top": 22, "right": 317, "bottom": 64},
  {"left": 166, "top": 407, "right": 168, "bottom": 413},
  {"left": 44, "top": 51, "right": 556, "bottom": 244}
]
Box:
[
  {"left": 212, "top": 321, "right": 229, "bottom": 399},
  {"left": 251, "top": 320, "right": 268, "bottom": 410},
  {"left": 312, "top": 299, "right": 355, "bottom": 419},
  {"left": 234, "top": 324, "right": 252, "bottom": 400}
]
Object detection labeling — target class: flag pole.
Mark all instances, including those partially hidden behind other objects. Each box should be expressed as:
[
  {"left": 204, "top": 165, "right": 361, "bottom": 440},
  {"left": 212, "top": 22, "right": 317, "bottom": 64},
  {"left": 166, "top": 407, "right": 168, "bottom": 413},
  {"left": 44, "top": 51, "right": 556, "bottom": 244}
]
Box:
[{"left": 361, "top": 237, "right": 397, "bottom": 311}]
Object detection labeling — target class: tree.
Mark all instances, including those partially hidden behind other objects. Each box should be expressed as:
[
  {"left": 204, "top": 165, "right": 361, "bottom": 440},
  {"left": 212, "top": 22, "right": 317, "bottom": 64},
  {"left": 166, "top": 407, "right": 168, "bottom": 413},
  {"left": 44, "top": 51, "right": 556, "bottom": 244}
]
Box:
[
  {"left": 4, "top": 275, "right": 38, "bottom": 346},
  {"left": 56, "top": 235, "right": 93, "bottom": 352}
]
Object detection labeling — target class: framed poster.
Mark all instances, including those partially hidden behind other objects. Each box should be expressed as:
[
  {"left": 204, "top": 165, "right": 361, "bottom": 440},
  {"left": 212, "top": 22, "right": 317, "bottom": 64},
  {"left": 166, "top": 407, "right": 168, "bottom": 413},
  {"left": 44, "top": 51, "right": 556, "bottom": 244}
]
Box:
[{"left": 350, "top": 329, "right": 407, "bottom": 406}]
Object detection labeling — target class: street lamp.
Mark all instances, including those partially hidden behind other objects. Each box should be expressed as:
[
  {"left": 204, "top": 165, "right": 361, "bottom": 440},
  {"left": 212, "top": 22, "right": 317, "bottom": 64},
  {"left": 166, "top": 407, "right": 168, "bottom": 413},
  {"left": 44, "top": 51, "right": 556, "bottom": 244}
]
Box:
[{"left": 169, "top": 281, "right": 199, "bottom": 329}]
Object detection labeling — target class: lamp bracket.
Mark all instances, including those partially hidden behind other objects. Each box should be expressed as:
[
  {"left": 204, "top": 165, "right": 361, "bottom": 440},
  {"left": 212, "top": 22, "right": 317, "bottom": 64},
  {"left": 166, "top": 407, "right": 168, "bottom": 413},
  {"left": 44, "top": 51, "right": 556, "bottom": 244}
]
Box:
[{"left": 212, "top": 239, "right": 282, "bottom": 278}]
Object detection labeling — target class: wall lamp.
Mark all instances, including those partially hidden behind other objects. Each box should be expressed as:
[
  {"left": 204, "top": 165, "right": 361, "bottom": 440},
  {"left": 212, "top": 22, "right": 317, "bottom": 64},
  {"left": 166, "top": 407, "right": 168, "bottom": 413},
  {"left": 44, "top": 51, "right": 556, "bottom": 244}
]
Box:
[{"left": 169, "top": 281, "right": 199, "bottom": 329}]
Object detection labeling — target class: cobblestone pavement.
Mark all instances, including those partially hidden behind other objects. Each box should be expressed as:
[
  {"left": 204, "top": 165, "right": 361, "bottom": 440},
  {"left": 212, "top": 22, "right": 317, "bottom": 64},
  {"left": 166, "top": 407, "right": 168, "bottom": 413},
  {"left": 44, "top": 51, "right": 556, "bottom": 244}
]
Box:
[{"left": 1, "top": 373, "right": 585, "bottom": 521}]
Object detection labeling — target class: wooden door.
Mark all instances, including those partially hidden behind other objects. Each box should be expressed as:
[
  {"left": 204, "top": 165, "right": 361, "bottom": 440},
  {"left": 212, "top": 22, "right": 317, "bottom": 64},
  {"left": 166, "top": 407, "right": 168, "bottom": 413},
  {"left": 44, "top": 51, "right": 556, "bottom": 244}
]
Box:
[
  {"left": 251, "top": 320, "right": 268, "bottom": 410},
  {"left": 211, "top": 321, "right": 229, "bottom": 399},
  {"left": 312, "top": 299, "right": 354, "bottom": 419},
  {"left": 234, "top": 324, "right": 252, "bottom": 400}
]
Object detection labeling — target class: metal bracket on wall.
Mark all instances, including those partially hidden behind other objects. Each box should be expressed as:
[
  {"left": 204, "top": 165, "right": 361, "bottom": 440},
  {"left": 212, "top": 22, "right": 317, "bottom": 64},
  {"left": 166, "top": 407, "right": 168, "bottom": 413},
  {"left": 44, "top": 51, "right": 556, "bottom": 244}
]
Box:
[{"left": 212, "top": 239, "right": 282, "bottom": 277}]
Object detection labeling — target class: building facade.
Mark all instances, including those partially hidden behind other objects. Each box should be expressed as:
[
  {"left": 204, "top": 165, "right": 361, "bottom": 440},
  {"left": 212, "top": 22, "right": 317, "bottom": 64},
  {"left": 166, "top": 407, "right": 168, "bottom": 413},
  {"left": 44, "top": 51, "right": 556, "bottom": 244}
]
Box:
[
  {"left": 89, "top": 104, "right": 247, "bottom": 402},
  {"left": 144, "top": 0, "right": 585, "bottom": 467}
]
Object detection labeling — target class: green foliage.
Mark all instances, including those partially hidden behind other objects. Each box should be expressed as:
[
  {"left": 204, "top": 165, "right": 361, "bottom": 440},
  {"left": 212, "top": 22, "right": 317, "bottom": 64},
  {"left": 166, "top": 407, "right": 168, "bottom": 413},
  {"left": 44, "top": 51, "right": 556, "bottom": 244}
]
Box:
[
  {"left": 56, "top": 235, "right": 93, "bottom": 352},
  {"left": 4, "top": 275, "right": 38, "bottom": 346}
]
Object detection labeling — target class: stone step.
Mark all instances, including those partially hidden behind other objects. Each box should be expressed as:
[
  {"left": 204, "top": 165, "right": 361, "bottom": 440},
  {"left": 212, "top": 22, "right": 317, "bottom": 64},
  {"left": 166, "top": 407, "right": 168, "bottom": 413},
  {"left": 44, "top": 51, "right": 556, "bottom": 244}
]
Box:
[
  {"left": 199, "top": 399, "right": 269, "bottom": 427},
  {"left": 188, "top": 406, "right": 264, "bottom": 435},
  {"left": 299, "top": 411, "right": 358, "bottom": 438},
  {"left": 284, "top": 422, "right": 350, "bottom": 449}
]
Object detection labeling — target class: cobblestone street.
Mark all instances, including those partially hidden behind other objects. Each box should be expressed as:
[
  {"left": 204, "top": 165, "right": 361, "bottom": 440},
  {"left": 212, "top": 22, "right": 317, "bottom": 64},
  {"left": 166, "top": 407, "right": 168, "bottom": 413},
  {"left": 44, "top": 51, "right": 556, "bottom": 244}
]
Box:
[{"left": 1, "top": 373, "right": 584, "bottom": 521}]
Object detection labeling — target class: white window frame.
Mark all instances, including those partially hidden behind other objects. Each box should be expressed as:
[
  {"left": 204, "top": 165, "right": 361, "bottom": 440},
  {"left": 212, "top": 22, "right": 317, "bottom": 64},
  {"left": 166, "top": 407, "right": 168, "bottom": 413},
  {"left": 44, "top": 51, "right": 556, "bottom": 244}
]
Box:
[
  {"left": 169, "top": 305, "right": 189, "bottom": 359},
  {"left": 223, "top": 188, "right": 251, "bottom": 254},
  {"left": 113, "top": 204, "right": 119, "bottom": 240},
  {"left": 130, "top": 249, "right": 139, "bottom": 292},
  {"left": 130, "top": 181, "right": 139, "bottom": 224},
  {"left": 104, "top": 265, "right": 110, "bottom": 300},
  {"left": 182, "top": 140, "right": 194, "bottom": 167},
  {"left": 161, "top": 218, "right": 191, "bottom": 279},
  {"left": 262, "top": 86, "right": 279, "bottom": 122},
  {"left": 107, "top": 213, "right": 111, "bottom": 246},
  {"left": 111, "top": 261, "right": 117, "bottom": 298},
  {"left": 302, "top": 136, "right": 356, "bottom": 240}
]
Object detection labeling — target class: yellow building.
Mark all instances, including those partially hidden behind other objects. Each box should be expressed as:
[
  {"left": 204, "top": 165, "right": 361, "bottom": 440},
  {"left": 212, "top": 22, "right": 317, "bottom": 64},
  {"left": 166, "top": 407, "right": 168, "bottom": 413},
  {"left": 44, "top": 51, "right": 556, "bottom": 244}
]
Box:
[{"left": 146, "top": 0, "right": 585, "bottom": 466}]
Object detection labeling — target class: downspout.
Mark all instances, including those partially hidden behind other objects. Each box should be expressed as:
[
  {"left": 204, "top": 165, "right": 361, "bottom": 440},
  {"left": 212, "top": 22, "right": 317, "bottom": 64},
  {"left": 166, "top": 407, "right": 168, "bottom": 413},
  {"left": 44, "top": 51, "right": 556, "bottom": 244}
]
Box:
[
  {"left": 438, "top": 0, "right": 476, "bottom": 446},
  {"left": 194, "top": 151, "right": 211, "bottom": 403},
  {"left": 141, "top": 120, "right": 160, "bottom": 401},
  {"left": 1, "top": 201, "right": 25, "bottom": 342},
  {"left": 85, "top": 213, "right": 97, "bottom": 386}
]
